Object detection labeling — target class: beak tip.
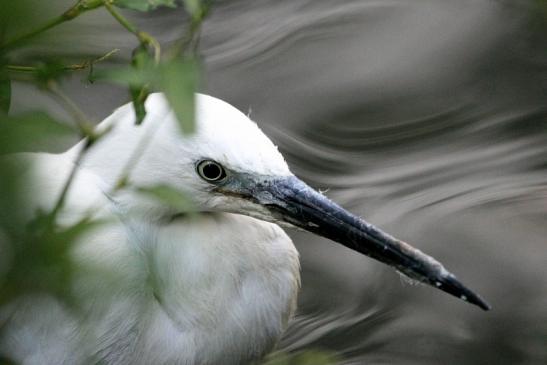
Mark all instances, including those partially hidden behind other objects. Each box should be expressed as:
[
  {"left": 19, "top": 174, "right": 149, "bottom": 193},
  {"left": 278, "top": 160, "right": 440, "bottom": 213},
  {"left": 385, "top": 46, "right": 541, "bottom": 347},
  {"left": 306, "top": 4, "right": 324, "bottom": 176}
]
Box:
[
  {"left": 265, "top": 176, "right": 492, "bottom": 312},
  {"left": 472, "top": 296, "right": 492, "bottom": 311},
  {"left": 465, "top": 293, "right": 492, "bottom": 311},
  {"left": 437, "top": 272, "right": 491, "bottom": 311}
]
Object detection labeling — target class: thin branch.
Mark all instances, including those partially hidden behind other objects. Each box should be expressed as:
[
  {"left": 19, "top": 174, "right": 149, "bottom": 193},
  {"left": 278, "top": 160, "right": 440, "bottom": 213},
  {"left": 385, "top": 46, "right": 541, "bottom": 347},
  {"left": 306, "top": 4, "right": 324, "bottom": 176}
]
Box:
[
  {"left": 46, "top": 81, "right": 94, "bottom": 138},
  {"left": 167, "top": 15, "right": 206, "bottom": 59},
  {"left": 44, "top": 80, "right": 113, "bottom": 221},
  {"left": 167, "top": 3, "right": 211, "bottom": 60},
  {"left": 5, "top": 65, "right": 36, "bottom": 73},
  {"left": 111, "top": 119, "right": 164, "bottom": 192},
  {"left": 5, "top": 49, "right": 119, "bottom": 74},
  {"left": 103, "top": 1, "right": 161, "bottom": 62},
  {"left": 103, "top": 1, "right": 138, "bottom": 34},
  {"left": 43, "top": 82, "right": 99, "bottom": 221},
  {"left": 49, "top": 139, "right": 93, "bottom": 220}
]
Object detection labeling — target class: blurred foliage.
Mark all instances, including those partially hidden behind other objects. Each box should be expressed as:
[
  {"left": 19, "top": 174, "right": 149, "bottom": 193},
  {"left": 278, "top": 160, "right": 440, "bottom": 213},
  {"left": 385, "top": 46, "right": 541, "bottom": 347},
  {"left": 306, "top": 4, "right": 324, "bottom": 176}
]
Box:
[
  {"left": 98, "top": 55, "right": 199, "bottom": 132},
  {"left": 0, "top": 112, "right": 77, "bottom": 154},
  {"left": 0, "top": 1, "right": 337, "bottom": 364},
  {"left": 137, "top": 184, "right": 196, "bottom": 212},
  {"left": 0, "top": 1, "right": 40, "bottom": 42},
  {"left": 0, "top": 0, "right": 207, "bottom": 363},
  {"left": 0, "top": 212, "right": 99, "bottom": 308},
  {"left": 0, "top": 74, "right": 10, "bottom": 114},
  {"left": 129, "top": 45, "right": 152, "bottom": 124}
]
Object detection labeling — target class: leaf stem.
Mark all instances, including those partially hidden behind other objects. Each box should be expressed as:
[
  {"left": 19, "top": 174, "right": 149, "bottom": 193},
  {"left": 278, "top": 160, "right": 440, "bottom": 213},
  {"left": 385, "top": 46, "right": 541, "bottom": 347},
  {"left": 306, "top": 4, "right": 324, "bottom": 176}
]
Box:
[
  {"left": 103, "top": 1, "right": 161, "bottom": 62},
  {"left": 5, "top": 49, "right": 119, "bottom": 74},
  {"left": 46, "top": 81, "right": 95, "bottom": 138},
  {"left": 49, "top": 138, "right": 92, "bottom": 220},
  {"left": 45, "top": 79, "right": 110, "bottom": 219},
  {"left": 111, "top": 116, "right": 164, "bottom": 192},
  {"left": 166, "top": 4, "right": 210, "bottom": 59},
  {"left": 103, "top": 1, "right": 138, "bottom": 34},
  {"left": 5, "top": 65, "right": 36, "bottom": 73}
]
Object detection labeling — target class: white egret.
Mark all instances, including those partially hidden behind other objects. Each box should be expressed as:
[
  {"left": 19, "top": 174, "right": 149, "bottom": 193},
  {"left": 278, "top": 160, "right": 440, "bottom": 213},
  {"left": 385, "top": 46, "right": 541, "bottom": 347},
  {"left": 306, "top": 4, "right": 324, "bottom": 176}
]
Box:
[{"left": 0, "top": 93, "right": 489, "bottom": 364}]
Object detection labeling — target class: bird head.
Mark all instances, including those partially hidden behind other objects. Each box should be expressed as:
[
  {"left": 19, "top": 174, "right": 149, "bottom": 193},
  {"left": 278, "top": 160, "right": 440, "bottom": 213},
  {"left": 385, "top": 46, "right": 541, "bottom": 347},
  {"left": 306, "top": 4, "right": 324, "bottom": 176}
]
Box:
[{"left": 88, "top": 93, "right": 490, "bottom": 311}]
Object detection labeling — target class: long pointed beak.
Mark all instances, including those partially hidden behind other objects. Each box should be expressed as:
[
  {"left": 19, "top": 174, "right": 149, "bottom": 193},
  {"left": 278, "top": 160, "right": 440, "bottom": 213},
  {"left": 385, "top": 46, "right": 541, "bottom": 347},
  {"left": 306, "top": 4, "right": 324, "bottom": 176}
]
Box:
[{"left": 258, "top": 176, "right": 490, "bottom": 311}]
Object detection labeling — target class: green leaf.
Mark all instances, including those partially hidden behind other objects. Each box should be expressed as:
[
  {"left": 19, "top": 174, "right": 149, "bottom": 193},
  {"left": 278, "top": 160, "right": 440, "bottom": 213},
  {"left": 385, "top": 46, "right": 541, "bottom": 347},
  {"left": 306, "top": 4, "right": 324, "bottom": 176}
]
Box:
[
  {"left": 113, "top": 0, "right": 177, "bottom": 12},
  {"left": 130, "top": 45, "right": 152, "bottom": 124},
  {"left": 94, "top": 58, "right": 198, "bottom": 133},
  {"left": 159, "top": 59, "right": 198, "bottom": 134},
  {"left": 183, "top": 0, "right": 203, "bottom": 19},
  {"left": 0, "top": 112, "right": 78, "bottom": 154},
  {"left": 0, "top": 74, "right": 10, "bottom": 114},
  {"left": 130, "top": 86, "right": 148, "bottom": 124},
  {"left": 93, "top": 65, "right": 152, "bottom": 85},
  {"left": 137, "top": 185, "right": 195, "bottom": 213},
  {"left": 0, "top": 214, "right": 105, "bottom": 307}
]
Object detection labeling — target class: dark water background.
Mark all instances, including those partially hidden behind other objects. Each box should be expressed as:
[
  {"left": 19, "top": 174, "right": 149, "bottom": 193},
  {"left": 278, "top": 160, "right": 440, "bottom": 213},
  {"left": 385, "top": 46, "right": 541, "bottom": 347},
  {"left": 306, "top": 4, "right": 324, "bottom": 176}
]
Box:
[{"left": 10, "top": 0, "right": 547, "bottom": 363}]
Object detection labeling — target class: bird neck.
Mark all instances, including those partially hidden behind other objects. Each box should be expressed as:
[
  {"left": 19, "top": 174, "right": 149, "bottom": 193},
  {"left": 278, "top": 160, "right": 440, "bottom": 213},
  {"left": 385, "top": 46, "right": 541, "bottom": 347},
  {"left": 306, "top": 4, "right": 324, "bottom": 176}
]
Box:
[{"left": 133, "top": 212, "right": 300, "bottom": 363}]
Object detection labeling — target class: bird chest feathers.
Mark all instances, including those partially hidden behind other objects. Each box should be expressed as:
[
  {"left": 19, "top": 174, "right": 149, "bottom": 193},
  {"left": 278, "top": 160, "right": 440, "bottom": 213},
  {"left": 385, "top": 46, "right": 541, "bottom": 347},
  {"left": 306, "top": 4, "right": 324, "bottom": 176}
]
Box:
[
  {"left": 112, "top": 213, "right": 301, "bottom": 364},
  {"left": 86, "top": 215, "right": 300, "bottom": 365}
]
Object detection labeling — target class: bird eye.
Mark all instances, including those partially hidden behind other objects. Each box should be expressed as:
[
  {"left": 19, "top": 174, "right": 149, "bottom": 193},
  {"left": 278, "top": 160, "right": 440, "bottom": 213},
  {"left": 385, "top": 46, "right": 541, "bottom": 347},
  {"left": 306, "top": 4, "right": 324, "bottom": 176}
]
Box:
[{"left": 196, "top": 160, "right": 227, "bottom": 182}]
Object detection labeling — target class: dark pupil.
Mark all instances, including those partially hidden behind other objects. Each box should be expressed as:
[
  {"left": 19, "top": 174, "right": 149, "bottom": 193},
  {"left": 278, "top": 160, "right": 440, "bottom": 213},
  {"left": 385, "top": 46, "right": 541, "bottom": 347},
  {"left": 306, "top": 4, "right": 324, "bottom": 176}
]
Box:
[{"left": 202, "top": 163, "right": 222, "bottom": 180}]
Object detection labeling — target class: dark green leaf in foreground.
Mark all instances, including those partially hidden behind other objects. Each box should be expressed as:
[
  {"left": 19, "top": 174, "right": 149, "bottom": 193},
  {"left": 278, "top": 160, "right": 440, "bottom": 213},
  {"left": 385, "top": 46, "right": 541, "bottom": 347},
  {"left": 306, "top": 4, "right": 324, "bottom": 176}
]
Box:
[
  {"left": 0, "top": 73, "right": 10, "bottom": 114},
  {"left": 113, "top": 0, "right": 177, "bottom": 12},
  {"left": 0, "top": 215, "right": 104, "bottom": 307},
  {"left": 137, "top": 184, "right": 195, "bottom": 213},
  {"left": 96, "top": 58, "right": 198, "bottom": 133},
  {"left": 0, "top": 112, "right": 78, "bottom": 154},
  {"left": 93, "top": 64, "right": 152, "bottom": 86},
  {"left": 130, "top": 45, "right": 153, "bottom": 124},
  {"left": 159, "top": 59, "right": 198, "bottom": 134}
]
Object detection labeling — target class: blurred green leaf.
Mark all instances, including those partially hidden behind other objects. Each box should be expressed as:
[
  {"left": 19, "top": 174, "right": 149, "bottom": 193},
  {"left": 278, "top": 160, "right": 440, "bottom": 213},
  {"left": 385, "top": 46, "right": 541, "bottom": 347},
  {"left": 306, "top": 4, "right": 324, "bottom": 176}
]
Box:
[
  {"left": 96, "top": 58, "right": 198, "bottom": 133},
  {"left": 93, "top": 65, "right": 151, "bottom": 85},
  {"left": 0, "top": 0, "right": 41, "bottom": 45},
  {"left": 0, "top": 74, "right": 10, "bottom": 114},
  {"left": 113, "top": 0, "right": 177, "bottom": 12},
  {"left": 159, "top": 59, "right": 198, "bottom": 134},
  {"left": 0, "top": 112, "right": 78, "bottom": 154},
  {"left": 130, "top": 86, "right": 148, "bottom": 125},
  {"left": 130, "top": 45, "right": 153, "bottom": 124},
  {"left": 0, "top": 214, "right": 103, "bottom": 307},
  {"left": 137, "top": 184, "right": 195, "bottom": 212}
]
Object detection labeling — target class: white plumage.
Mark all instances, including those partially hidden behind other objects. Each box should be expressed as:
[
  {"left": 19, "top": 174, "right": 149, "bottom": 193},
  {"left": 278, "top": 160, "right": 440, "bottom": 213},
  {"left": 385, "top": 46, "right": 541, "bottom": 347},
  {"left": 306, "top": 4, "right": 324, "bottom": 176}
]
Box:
[
  {"left": 0, "top": 92, "right": 489, "bottom": 365},
  {"left": 1, "top": 94, "right": 299, "bottom": 364}
]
